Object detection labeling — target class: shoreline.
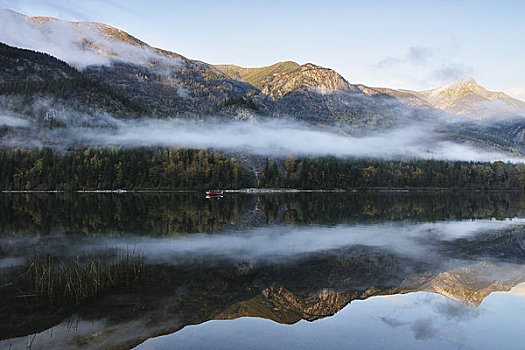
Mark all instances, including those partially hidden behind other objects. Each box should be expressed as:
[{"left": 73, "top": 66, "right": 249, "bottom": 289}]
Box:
[{"left": 1, "top": 187, "right": 525, "bottom": 194}]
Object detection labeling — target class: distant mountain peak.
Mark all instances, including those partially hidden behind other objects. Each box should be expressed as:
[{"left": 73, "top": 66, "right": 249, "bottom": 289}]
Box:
[
  {"left": 433, "top": 77, "right": 484, "bottom": 94},
  {"left": 456, "top": 76, "right": 477, "bottom": 85},
  {"left": 417, "top": 78, "right": 525, "bottom": 118}
]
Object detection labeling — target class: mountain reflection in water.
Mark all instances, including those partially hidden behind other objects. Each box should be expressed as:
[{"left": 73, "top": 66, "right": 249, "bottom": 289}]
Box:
[
  {"left": 138, "top": 282, "right": 525, "bottom": 350},
  {"left": 1, "top": 192, "right": 525, "bottom": 350}
]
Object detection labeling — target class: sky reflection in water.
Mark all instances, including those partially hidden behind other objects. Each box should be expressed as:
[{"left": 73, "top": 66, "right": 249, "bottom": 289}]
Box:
[{"left": 137, "top": 284, "right": 525, "bottom": 350}]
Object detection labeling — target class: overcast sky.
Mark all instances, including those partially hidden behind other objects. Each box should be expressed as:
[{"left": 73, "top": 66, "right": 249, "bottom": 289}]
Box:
[{"left": 1, "top": 0, "right": 524, "bottom": 98}]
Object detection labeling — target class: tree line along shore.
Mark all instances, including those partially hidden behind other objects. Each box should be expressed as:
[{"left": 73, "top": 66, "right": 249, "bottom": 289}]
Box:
[{"left": 1, "top": 147, "right": 525, "bottom": 191}]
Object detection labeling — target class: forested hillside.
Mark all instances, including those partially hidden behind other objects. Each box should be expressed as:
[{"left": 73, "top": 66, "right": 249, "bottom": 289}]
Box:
[
  {"left": 2, "top": 147, "right": 525, "bottom": 191},
  {"left": 0, "top": 42, "right": 148, "bottom": 116}
]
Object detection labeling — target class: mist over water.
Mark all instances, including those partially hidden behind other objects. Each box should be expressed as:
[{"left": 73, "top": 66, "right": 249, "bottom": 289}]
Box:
[
  {"left": 2, "top": 213, "right": 524, "bottom": 266},
  {"left": 62, "top": 218, "right": 525, "bottom": 263}
]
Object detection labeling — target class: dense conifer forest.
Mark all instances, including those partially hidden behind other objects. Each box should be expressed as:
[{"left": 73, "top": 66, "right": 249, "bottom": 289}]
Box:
[
  {"left": 1, "top": 147, "right": 525, "bottom": 191},
  {"left": 0, "top": 148, "right": 248, "bottom": 190},
  {"left": 259, "top": 157, "right": 525, "bottom": 190}
]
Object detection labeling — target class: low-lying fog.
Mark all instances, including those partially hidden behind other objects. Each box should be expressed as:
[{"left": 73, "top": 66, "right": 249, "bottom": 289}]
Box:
[
  {"left": 2, "top": 111, "right": 524, "bottom": 162},
  {"left": 1, "top": 219, "right": 524, "bottom": 266}
]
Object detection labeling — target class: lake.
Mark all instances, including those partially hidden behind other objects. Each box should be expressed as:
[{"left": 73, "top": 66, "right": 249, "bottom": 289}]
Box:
[{"left": 1, "top": 192, "right": 525, "bottom": 349}]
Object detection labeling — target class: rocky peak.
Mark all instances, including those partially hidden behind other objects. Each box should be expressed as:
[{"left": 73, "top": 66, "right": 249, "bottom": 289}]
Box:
[
  {"left": 216, "top": 61, "right": 355, "bottom": 99},
  {"left": 431, "top": 77, "right": 487, "bottom": 96},
  {"left": 417, "top": 78, "right": 525, "bottom": 118},
  {"left": 269, "top": 62, "right": 355, "bottom": 97}
]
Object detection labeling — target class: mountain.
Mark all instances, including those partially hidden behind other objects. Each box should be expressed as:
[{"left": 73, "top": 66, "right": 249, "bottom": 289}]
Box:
[
  {"left": 215, "top": 61, "right": 358, "bottom": 99},
  {"left": 376, "top": 78, "right": 525, "bottom": 119},
  {"left": 368, "top": 79, "right": 525, "bottom": 153},
  {"left": 2, "top": 10, "right": 523, "bottom": 122},
  {"left": 0, "top": 9, "right": 257, "bottom": 117},
  {"left": 214, "top": 61, "right": 425, "bottom": 125},
  {"left": 0, "top": 42, "right": 147, "bottom": 118},
  {"left": 418, "top": 78, "right": 525, "bottom": 118},
  {"left": 1, "top": 9, "right": 525, "bottom": 153},
  {"left": 0, "top": 10, "right": 426, "bottom": 126},
  {"left": 368, "top": 87, "right": 436, "bottom": 110}
]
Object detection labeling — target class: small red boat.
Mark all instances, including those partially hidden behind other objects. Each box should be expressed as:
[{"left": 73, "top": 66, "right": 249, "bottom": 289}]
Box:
[
  {"left": 206, "top": 191, "right": 223, "bottom": 196},
  {"left": 206, "top": 191, "right": 223, "bottom": 199}
]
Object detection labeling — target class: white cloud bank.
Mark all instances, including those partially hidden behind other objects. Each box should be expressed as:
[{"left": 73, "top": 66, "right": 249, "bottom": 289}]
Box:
[
  {"left": 63, "top": 118, "right": 525, "bottom": 163},
  {"left": 3, "top": 113, "right": 523, "bottom": 163},
  {"left": 0, "top": 9, "right": 182, "bottom": 69}
]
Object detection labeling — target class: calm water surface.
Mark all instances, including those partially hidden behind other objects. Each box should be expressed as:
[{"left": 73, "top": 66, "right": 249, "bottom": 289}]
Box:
[{"left": 1, "top": 192, "right": 525, "bottom": 349}]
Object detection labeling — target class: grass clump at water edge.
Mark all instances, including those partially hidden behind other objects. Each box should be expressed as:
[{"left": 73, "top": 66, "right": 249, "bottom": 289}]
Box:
[{"left": 22, "top": 249, "right": 145, "bottom": 304}]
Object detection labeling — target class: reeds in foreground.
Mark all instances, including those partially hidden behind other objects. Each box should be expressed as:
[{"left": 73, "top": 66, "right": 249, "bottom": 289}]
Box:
[{"left": 26, "top": 249, "right": 145, "bottom": 304}]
